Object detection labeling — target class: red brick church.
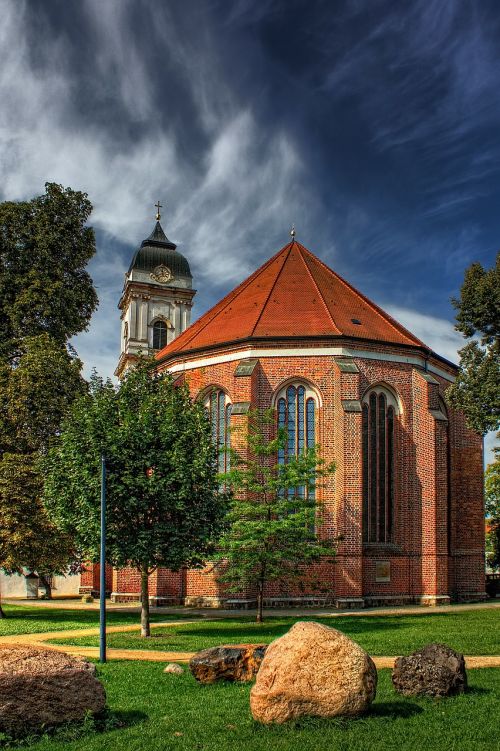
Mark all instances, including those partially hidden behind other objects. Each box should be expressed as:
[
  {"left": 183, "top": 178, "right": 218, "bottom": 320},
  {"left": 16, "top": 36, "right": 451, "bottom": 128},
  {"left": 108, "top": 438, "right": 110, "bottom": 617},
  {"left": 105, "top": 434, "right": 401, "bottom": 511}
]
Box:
[{"left": 81, "top": 216, "right": 486, "bottom": 607}]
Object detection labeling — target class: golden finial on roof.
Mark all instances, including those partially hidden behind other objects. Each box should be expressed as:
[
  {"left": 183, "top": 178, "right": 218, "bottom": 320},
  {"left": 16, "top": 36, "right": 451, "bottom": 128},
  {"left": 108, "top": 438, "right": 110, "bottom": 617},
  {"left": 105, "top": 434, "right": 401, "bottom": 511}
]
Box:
[
  {"left": 290, "top": 224, "right": 296, "bottom": 239},
  {"left": 155, "top": 200, "right": 162, "bottom": 221}
]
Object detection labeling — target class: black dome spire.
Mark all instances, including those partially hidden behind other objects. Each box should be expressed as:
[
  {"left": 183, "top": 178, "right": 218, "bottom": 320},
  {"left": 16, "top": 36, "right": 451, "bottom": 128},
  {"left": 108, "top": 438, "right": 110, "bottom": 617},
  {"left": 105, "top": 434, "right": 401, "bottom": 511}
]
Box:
[
  {"left": 142, "top": 221, "right": 176, "bottom": 250},
  {"left": 128, "top": 220, "right": 192, "bottom": 278}
]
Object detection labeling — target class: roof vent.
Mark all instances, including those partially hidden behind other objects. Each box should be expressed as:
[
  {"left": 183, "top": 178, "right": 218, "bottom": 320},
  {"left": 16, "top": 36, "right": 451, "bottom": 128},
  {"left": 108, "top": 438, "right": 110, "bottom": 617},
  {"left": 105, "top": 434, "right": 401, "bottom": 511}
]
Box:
[{"left": 351, "top": 318, "right": 362, "bottom": 325}]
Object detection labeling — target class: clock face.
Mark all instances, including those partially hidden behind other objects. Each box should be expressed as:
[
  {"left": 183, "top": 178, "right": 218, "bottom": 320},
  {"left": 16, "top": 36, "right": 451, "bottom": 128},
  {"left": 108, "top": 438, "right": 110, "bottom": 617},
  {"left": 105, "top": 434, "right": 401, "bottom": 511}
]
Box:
[{"left": 150, "top": 264, "right": 173, "bottom": 284}]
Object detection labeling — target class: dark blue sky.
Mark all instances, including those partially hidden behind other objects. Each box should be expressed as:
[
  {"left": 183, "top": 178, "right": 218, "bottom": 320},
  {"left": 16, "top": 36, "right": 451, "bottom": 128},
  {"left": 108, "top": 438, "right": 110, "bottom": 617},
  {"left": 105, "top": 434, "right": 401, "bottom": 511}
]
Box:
[{"left": 0, "top": 0, "right": 498, "bottom": 451}]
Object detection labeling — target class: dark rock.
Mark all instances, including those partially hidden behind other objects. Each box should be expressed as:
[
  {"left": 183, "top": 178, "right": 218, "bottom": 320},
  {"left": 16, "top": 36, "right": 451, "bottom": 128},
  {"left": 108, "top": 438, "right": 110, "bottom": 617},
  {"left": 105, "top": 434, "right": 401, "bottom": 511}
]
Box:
[
  {"left": 392, "top": 643, "right": 467, "bottom": 697},
  {"left": 0, "top": 646, "right": 106, "bottom": 739},
  {"left": 189, "top": 643, "right": 267, "bottom": 683}
]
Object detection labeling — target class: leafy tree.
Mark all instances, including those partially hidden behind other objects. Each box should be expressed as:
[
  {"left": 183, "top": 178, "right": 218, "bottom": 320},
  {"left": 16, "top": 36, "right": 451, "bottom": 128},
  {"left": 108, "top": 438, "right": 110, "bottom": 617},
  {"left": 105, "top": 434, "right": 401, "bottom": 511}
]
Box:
[
  {"left": 0, "top": 182, "right": 98, "bottom": 363},
  {"left": 485, "top": 451, "right": 500, "bottom": 571},
  {"left": 447, "top": 252, "right": 500, "bottom": 434},
  {"left": 0, "top": 184, "right": 97, "bottom": 603},
  {"left": 0, "top": 333, "right": 86, "bottom": 454},
  {"left": 215, "top": 409, "right": 337, "bottom": 623},
  {"left": 0, "top": 336, "right": 87, "bottom": 592},
  {"left": 0, "top": 453, "right": 74, "bottom": 616},
  {"left": 42, "top": 360, "right": 227, "bottom": 637}
]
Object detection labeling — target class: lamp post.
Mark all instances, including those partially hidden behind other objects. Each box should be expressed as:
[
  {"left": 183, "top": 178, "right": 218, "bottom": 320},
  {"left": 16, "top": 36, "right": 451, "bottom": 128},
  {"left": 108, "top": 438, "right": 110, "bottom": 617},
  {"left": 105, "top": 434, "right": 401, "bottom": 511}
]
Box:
[{"left": 99, "top": 454, "right": 106, "bottom": 663}]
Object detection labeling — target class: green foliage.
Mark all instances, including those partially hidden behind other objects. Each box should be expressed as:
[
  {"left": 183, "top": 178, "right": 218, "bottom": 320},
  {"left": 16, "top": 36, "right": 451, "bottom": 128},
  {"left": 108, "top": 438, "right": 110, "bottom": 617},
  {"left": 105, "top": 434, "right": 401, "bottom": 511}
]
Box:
[
  {"left": 42, "top": 360, "right": 227, "bottom": 632},
  {"left": 447, "top": 252, "right": 500, "bottom": 434},
  {"left": 0, "top": 329, "right": 87, "bottom": 590},
  {"left": 0, "top": 453, "right": 74, "bottom": 578},
  {"left": 0, "top": 333, "right": 86, "bottom": 455},
  {"left": 485, "top": 451, "right": 500, "bottom": 570},
  {"left": 215, "top": 409, "right": 337, "bottom": 621},
  {"left": 0, "top": 184, "right": 98, "bottom": 594},
  {"left": 0, "top": 182, "right": 98, "bottom": 363}
]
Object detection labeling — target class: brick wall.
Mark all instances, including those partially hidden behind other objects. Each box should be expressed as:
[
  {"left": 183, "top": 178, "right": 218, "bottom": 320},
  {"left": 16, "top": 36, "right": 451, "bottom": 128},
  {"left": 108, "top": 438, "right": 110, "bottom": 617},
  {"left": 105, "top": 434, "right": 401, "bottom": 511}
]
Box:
[{"left": 92, "top": 341, "right": 485, "bottom": 607}]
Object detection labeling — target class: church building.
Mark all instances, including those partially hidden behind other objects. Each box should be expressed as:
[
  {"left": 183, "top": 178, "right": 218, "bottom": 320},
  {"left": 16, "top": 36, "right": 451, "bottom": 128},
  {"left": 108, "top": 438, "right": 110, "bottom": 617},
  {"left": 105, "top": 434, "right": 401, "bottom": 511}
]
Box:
[{"left": 81, "top": 212, "right": 486, "bottom": 608}]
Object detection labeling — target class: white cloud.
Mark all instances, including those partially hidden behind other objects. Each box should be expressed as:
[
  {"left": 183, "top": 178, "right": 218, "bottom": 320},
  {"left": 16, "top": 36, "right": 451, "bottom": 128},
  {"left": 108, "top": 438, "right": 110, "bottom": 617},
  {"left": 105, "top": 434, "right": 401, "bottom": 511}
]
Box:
[
  {"left": 83, "top": 0, "right": 154, "bottom": 121},
  {"left": 0, "top": 0, "right": 316, "bottom": 381},
  {"left": 385, "top": 305, "right": 463, "bottom": 365},
  {"left": 0, "top": 0, "right": 313, "bottom": 267},
  {"left": 484, "top": 432, "right": 499, "bottom": 467},
  {"left": 2, "top": 0, "right": 496, "bottom": 470},
  {"left": 386, "top": 304, "right": 499, "bottom": 464}
]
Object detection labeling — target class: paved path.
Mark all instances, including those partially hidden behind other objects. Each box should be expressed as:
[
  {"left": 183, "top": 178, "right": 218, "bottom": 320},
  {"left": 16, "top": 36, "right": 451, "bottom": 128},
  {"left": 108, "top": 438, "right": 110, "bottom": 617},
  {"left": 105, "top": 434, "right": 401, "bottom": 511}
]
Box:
[{"left": 1, "top": 615, "right": 499, "bottom": 669}]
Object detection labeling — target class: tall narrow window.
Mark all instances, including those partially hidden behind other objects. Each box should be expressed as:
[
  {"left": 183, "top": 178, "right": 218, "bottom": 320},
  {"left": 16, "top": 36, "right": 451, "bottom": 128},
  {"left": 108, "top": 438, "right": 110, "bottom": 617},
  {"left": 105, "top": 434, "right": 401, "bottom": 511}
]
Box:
[
  {"left": 276, "top": 383, "right": 317, "bottom": 499},
  {"left": 205, "top": 389, "right": 231, "bottom": 472},
  {"left": 152, "top": 320, "right": 168, "bottom": 350},
  {"left": 362, "top": 386, "right": 398, "bottom": 543}
]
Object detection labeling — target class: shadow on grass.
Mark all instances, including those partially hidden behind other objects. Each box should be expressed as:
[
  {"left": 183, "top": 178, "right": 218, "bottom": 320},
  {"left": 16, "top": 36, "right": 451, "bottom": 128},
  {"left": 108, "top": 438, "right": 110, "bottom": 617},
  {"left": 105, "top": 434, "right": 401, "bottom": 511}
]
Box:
[
  {"left": 94, "top": 709, "right": 148, "bottom": 731},
  {"left": 0, "top": 710, "right": 148, "bottom": 748},
  {"left": 255, "top": 701, "right": 423, "bottom": 732},
  {"left": 369, "top": 701, "right": 424, "bottom": 718},
  {"left": 465, "top": 685, "right": 491, "bottom": 696}
]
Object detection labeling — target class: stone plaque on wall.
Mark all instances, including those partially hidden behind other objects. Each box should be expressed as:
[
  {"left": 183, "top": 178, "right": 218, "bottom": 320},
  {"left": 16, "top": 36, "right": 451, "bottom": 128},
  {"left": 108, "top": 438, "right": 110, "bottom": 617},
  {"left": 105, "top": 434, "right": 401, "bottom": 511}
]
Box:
[{"left": 375, "top": 561, "right": 391, "bottom": 583}]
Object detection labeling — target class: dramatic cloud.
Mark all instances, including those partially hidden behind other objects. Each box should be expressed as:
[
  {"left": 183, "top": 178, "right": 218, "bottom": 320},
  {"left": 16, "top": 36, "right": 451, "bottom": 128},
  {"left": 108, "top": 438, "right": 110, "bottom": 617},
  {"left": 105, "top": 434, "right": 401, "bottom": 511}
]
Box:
[
  {"left": 1, "top": 0, "right": 497, "bottom": 464},
  {"left": 385, "top": 306, "right": 463, "bottom": 366},
  {"left": 0, "top": 0, "right": 318, "bottom": 276}
]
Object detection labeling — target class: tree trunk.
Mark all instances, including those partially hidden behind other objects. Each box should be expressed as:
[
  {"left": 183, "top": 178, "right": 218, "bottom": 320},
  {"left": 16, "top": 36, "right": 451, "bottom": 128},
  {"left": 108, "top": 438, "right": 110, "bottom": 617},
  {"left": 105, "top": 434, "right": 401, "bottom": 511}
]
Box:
[
  {"left": 39, "top": 575, "right": 52, "bottom": 599},
  {"left": 256, "top": 580, "right": 264, "bottom": 623},
  {"left": 0, "top": 592, "right": 4, "bottom": 619},
  {"left": 140, "top": 567, "right": 151, "bottom": 637}
]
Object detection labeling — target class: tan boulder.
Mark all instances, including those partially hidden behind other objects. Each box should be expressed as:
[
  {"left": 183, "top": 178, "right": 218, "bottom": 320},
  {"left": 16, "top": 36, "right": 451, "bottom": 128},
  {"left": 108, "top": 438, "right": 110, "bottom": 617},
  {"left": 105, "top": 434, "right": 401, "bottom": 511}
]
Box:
[
  {"left": 0, "top": 646, "right": 106, "bottom": 739},
  {"left": 250, "top": 621, "right": 377, "bottom": 724}
]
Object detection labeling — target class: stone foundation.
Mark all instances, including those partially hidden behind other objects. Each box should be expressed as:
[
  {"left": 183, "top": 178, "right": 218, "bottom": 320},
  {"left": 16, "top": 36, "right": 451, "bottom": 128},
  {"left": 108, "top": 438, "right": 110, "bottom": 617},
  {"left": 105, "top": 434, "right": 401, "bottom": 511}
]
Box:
[
  {"left": 110, "top": 592, "right": 180, "bottom": 606},
  {"left": 454, "top": 591, "right": 488, "bottom": 603},
  {"left": 183, "top": 595, "right": 226, "bottom": 608},
  {"left": 416, "top": 594, "right": 451, "bottom": 606},
  {"left": 335, "top": 597, "right": 365, "bottom": 609}
]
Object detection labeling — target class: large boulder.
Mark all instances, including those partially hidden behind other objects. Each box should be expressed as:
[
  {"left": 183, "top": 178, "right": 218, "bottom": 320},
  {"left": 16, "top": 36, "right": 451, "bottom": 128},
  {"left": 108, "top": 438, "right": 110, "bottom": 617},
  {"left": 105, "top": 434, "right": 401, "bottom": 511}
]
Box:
[
  {"left": 0, "top": 646, "right": 106, "bottom": 739},
  {"left": 392, "top": 643, "right": 467, "bottom": 697},
  {"left": 189, "top": 644, "right": 267, "bottom": 683},
  {"left": 250, "top": 621, "right": 377, "bottom": 724}
]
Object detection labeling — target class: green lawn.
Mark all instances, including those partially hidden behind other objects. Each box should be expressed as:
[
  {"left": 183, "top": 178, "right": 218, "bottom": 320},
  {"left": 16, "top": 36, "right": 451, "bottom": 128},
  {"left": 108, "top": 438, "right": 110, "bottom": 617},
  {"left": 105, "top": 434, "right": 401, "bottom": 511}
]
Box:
[
  {"left": 49, "top": 609, "right": 500, "bottom": 655},
  {"left": 0, "top": 604, "right": 187, "bottom": 637},
  {"left": 4, "top": 663, "right": 499, "bottom": 751}
]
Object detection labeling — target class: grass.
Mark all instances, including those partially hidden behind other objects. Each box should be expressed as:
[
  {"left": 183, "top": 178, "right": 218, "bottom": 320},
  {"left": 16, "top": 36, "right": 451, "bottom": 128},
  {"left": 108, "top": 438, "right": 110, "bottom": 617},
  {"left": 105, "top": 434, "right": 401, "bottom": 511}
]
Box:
[
  {"left": 49, "top": 609, "right": 500, "bottom": 656},
  {"left": 3, "top": 663, "right": 499, "bottom": 751},
  {"left": 0, "top": 604, "right": 187, "bottom": 637},
  {"left": 2, "top": 606, "right": 499, "bottom": 749}
]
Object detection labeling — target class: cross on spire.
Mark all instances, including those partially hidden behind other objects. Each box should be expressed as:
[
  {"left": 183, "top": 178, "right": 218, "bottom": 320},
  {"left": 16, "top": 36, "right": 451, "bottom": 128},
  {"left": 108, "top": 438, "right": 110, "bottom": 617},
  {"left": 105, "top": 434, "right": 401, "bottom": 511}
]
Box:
[{"left": 155, "top": 200, "right": 162, "bottom": 221}]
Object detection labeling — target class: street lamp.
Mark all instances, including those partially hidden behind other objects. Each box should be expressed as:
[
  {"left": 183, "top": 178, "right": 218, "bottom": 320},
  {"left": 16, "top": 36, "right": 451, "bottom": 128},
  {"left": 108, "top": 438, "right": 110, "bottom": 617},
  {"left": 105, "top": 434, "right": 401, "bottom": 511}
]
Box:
[{"left": 100, "top": 454, "right": 106, "bottom": 663}]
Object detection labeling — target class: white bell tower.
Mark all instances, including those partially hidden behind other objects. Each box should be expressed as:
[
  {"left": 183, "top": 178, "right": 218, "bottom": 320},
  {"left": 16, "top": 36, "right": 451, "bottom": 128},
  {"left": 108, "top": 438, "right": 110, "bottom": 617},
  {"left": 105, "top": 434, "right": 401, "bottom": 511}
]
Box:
[{"left": 115, "top": 203, "right": 196, "bottom": 378}]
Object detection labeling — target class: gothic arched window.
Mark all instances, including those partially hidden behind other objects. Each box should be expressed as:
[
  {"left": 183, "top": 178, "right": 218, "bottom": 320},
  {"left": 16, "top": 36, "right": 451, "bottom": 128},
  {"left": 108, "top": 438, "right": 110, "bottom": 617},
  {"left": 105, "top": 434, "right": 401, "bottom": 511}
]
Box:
[
  {"left": 152, "top": 320, "right": 168, "bottom": 350},
  {"left": 205, "top": 389, "right": 232, "bottom": 473},
  {"left": 362, "top": 386, "right": 399, "bottom": 543},
  {"left": 276, "top": 383, "right": 317, "bottom": 499}
]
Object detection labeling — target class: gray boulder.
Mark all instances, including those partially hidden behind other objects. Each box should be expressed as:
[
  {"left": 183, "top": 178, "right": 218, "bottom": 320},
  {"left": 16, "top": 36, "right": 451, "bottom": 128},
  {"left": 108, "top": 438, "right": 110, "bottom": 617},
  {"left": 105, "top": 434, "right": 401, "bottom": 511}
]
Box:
[{"left": 392, "top": 642, "right": 467, "bottom": 697}]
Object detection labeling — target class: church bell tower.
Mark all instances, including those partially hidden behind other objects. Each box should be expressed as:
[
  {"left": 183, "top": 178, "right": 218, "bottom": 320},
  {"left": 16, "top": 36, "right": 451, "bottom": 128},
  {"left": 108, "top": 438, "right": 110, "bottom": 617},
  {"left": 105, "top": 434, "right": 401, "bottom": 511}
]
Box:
[{"left": 115, "top": 203, "right": 195, "bottom": 378}]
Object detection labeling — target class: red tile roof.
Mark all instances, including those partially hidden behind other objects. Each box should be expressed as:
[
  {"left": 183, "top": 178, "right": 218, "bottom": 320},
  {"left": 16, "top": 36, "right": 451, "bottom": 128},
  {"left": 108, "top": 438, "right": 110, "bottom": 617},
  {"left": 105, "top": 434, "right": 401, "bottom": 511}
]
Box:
[{"left": 156, "top": 240, "right": 427, "bottom": 360}]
